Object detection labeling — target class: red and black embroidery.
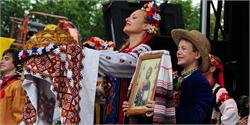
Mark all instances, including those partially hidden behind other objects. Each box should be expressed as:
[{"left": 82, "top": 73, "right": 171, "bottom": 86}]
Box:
[{"left": 23, "top": 43, "right": 84, "bottom": 124}]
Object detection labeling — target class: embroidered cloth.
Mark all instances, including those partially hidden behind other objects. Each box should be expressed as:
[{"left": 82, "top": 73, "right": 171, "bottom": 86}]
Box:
[{"left": 23, "top": 43, "right": 84, "bottom": 124}]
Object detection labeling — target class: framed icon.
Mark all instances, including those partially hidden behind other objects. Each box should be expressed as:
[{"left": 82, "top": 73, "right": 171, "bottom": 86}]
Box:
[{"left": 127, "top": 52, "right": 163, "bottom": 115}]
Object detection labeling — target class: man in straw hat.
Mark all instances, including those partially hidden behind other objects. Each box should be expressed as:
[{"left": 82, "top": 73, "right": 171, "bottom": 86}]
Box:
[
  {"left": 203, "top": 54, "right": 239, "bottom": 124},
  {"left": 171, "top": 29, "right": 214, "bottom": 123}
]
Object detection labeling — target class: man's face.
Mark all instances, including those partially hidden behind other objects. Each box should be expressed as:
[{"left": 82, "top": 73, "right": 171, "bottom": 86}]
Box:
[
  {"left": 0, "top": 53, "right": 16, "bottom": 74},
  {"left": 176, "top": 39, "right": 199, "bottom": 68}
]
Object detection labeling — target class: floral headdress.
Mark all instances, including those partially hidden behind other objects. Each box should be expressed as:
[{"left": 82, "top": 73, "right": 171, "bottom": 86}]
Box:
[
  {"left": 141, "top": 1, "right": 161, "bottom": 34},
  {"left": 209, "top": 54, "right": 225, "bottom": 87}
]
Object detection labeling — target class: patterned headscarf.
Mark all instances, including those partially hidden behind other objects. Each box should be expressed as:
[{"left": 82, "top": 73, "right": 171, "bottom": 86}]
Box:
[
  {"left": 141, "top": 1, "right": 161, "bottom": 34},
  {"left": 209, "top": 54, "right": 225, "bottom": 87}
]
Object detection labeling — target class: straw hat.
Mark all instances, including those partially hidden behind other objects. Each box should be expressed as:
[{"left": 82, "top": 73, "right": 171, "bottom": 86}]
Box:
[{"left": 171, "top": 29, "right": 211, "bottom": 72}]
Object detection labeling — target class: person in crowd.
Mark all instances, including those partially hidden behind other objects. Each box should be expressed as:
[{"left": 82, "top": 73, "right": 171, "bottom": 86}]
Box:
[
  {"left": 0, "top": 48, "right": 26, "bottom": 124},
  {"left": 203, "top": 54, "right": 240, "bottom": 124},
  {"left": 119, "top": 1, "right": 171, "bottom": 124},
  {"left": 237, "top": 95, "right": 250, "bottom": 125},
  {"left": 85, "top": 1, "right": 164, "bottom": 124},
  {"left": 170, "top": 29, "right": 214, "bottom": 123}
]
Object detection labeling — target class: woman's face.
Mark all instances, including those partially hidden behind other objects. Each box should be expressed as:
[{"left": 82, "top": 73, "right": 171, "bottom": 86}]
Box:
[
  {"left": 123, "top": 9, "right": 148, "bottom": 35},
  {"left": 0, "top": 53, "right": 16, "bottom": 74}
]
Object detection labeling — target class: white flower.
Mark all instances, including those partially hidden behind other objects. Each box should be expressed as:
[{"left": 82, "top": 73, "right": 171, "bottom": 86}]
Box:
[
  {"left": 153, "top": 14, "right": 161, "bottom": 21},
  {"left": 147, "top": 24, "right": 154, "bottom": 33}
]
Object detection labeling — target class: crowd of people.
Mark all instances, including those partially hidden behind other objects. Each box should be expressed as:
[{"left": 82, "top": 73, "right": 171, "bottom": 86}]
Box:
[{"left": 0, "top": 1, "right": 249, "bottom": 125}]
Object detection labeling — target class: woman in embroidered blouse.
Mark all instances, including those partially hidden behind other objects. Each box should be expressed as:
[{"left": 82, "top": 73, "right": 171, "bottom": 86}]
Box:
[
  {"left": 0, "top": 48, "right": 26, "bottom": 125},
  {"left": 98, "top": 3, "right": 160, "bottom": 122},
  {"left": 98, "top": 1, "right": 160, "bottom": 78},
  {"left": 203, "top": 54, "right": 239, "bottom": 124},
  {"left": 117, "top": 1, "right": 160, "bottom": 124}
]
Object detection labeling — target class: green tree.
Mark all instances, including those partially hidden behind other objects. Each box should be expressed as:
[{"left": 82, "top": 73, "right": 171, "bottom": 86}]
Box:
[
  {"left": 168, "top": 0, "right": 200, "bottom": 30},
  {"left": 32, "top": 0, "right": 109, "bottom": 40},
  {"left": 1, "top": 0, "right": 31, "bottom": 37},
  {"left": 1, "top": 0, "right": 109, "bottom": 41}
]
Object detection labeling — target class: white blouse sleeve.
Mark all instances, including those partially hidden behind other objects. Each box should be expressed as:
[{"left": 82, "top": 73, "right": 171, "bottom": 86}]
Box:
[
  {"left": 217, "top": 88, "right": 240, "bottom": 125},
  {"left": 99, "top": 44, "right": 151, "bottom": 78}
]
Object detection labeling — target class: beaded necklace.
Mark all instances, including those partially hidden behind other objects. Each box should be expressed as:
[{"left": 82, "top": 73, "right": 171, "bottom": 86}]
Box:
[{"left": 174, "top": 67, "right": 199, "bottom": 90}]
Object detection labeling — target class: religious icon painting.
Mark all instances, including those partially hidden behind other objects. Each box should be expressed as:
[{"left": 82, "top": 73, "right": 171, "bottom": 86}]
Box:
[{"left": 127, "top": 51, "right": 163, "bottom": 115}]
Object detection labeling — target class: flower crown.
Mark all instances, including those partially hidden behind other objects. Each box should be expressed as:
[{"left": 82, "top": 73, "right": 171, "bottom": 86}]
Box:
[{"left": 141, "top": 1, "right": 161, "bottom": 34}]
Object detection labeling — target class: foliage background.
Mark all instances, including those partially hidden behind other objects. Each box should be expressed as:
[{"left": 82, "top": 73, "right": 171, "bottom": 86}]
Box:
[
  {"left": 1, "top": 0, "right": 109, "bottom": 41},
  {"left": 1, "top": 0, "right": 201, "bottom": 41}
]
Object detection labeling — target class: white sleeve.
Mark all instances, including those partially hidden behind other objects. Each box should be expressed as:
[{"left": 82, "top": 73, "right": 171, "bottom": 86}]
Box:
[
  {"left": 217, "top": 88, "right": 240, "bottom": 125},
  {"left": 99, "top": 44, "right": 151, "bottom": 78}
]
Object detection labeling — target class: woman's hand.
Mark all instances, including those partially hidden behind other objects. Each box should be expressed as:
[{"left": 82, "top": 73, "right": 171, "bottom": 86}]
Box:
[
  {"left": 122, "top": 101, "right": 129, "bottom": 116},
  {"left": 238, "top": 116, "right": 248, "bottom": 125},
  {"left": 145, "top": 100, "right": 155, "bottom": 117}
]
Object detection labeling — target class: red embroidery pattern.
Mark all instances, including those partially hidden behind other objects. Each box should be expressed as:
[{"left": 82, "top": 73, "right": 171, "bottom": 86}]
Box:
[
  {"left": 105, "top": 56, "right": 111, "bottom": 60},
  {"left": 23, "top": 43, "right": 84, "bottom": 124},
  {"left": 23, "top": 96, "right": 37, "bottom": 124},
  {"left": 218, "top": 92, "right": 231, "bottom": 106}
]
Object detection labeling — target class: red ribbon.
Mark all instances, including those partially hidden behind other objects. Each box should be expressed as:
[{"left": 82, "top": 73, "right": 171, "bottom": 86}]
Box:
[{"left": 123, "top": 34, "right": 153, "bottom": 52}]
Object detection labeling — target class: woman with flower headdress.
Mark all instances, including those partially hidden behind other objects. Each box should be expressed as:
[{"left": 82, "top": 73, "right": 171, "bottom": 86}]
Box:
[
  {"left": 98, "top": 1, "right": 161, "bottom": 78},
  {"left": 97, "top": 2, "right": 162, "bottom": 123},
  {"left": 116, "top": 1, "right": 174, "bottom": 124}
]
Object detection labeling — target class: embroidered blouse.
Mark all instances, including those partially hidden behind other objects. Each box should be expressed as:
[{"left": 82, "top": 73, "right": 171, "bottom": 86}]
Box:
[
  {"left": 0, "top": 75, "right": 26, "bottom": 125},
  {"left": 99, "top": 44, "right": 151, "bottom": 78},
  {"left": 211, "top": 83, "right": 240, "bottom": 124}
]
